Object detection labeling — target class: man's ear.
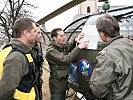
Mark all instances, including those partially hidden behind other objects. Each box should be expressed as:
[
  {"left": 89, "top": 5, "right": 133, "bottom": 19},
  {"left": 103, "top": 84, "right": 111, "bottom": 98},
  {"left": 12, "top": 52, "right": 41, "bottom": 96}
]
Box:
[
  {"left": 53, "top": 36, "right": 57, "bottom": 41},
  {"left": 100, "top": 32, "right": 106, "bottom": 36},
  {"left": 23, "top": 30, "right": 29, "bottom": 38}
]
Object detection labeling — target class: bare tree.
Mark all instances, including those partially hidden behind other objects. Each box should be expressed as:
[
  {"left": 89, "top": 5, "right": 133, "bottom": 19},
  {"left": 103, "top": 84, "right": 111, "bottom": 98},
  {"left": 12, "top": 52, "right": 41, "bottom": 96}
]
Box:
[{"left": 0, "top": 0, "right": 37, "bottom": 41}]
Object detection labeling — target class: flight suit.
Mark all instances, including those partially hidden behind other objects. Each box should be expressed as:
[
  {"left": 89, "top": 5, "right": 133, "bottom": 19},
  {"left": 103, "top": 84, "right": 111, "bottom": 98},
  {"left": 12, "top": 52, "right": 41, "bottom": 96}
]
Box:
[
  {"left": 90, "top": 36, "right": 133, "bottom": 100},
  {"left": 46, "top": 40, "right": 81, "bottom": 100}
]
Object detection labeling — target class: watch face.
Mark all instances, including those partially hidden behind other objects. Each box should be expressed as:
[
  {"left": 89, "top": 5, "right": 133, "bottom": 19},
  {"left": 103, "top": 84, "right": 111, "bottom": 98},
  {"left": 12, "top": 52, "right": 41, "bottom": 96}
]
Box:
[{"left": 78, "top": 59, "right": 92, "bottom": 77}]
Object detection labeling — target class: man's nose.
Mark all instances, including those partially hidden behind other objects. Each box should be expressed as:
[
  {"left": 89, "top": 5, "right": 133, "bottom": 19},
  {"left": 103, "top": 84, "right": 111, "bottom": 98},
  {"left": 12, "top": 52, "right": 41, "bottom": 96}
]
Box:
[{"left": 38, "top": 33, "right": 42, "bottom": 37}]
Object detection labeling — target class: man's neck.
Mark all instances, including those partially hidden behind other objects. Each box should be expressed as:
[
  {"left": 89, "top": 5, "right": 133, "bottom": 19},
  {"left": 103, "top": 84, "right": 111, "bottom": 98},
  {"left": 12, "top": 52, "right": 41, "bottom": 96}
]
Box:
[{"left": 16, "top": 38, "right": 29, "bottom": 45}]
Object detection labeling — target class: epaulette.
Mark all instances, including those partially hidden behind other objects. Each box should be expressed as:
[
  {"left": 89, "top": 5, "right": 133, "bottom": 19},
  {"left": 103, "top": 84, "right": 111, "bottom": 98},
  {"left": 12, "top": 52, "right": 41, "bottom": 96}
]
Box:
[
  {"left": 100, "top": 50, "right": 106, "bottom": 54},
  {"left": 99, "top": 49, "right": 107, "bottom": 54},
  {"left": 47, "top": 46, "right": 54, "bottom": 52}
]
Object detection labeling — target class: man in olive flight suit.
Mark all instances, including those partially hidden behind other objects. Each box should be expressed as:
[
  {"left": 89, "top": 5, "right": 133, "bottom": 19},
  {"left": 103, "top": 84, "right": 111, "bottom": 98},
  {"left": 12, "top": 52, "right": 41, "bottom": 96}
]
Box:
[
  {"left": 90, "top": 15, "right": 133, "bottom": 100},
  {"left": 31, "top": 24, "right": 44, "bottom": 100},
  {"left": 46, "top": 28, "right": 88, "bottom": 100}
]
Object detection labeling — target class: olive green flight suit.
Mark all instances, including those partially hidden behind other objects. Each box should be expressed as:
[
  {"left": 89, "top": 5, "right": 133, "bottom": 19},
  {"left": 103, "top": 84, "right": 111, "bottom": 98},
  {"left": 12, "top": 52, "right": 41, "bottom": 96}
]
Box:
[{"left": 46, "top": 40, "right": 81, "bottom": 99}]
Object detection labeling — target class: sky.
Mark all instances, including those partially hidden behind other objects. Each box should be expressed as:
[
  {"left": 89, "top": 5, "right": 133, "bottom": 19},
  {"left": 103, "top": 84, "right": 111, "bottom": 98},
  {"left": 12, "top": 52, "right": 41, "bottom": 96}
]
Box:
[
  {"left": 30, "top": 0, "right": 78, "bottom": 31},
  {"left": 1, "top": 0, "right": 132, "bottom": 31},
  {"left": 33, "top": 0, "right": 132, "bottom": 32},
  {"left": 2, "top": 0, "right": 132, "bottom": 32}
]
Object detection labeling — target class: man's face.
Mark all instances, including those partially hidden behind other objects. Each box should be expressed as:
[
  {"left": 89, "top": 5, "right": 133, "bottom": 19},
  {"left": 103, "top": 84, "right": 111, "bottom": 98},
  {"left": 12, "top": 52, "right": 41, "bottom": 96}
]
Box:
[
  {"left": 99, "top": 32, "right": 107, "bottom": 42},
  {"left": 27, "top": 23, "right": 38, "bottom": 44},
  {"left": 35, "top": 27, "right": 41, "bottom": 43},
  {"left": 54, "top": 30, "right": 65, "bottom": 45}
]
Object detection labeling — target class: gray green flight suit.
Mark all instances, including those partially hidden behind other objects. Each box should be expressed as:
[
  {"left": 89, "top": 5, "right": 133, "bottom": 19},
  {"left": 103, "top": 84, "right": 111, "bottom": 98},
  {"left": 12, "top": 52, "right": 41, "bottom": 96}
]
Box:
[{"left": 90, "top": 36, "right": 133, "bottom": 100}]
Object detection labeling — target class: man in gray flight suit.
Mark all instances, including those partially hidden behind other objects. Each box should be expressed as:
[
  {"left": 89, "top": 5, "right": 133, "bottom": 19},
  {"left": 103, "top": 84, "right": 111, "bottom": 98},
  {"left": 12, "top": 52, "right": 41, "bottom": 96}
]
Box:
[
  {"left": 90, "top": 15, "right": 133, "bottom": 100},
  {"left": 46, "top": 28, "right": 88, "bottom": 100}
]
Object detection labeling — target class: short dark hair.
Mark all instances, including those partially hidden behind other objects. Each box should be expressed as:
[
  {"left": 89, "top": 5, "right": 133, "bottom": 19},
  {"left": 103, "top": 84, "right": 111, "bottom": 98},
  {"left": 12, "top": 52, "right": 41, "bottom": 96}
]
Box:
[
  {"left": 96, "top": 15, "right": 120, "bottom": 38},
  {"left": 13, "top": 18, "right": 36, "bottom": 38},
  {"left": 36, "top": 23, "right": 40, "bottom": 27},
  {"left": 50, "top": 28, "right": 62, "bottom": 39}
]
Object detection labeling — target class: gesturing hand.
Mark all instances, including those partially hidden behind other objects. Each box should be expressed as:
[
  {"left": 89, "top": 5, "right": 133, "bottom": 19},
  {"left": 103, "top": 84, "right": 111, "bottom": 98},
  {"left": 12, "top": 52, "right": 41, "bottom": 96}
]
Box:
[
  {"left": 75, "top": 32, "right": 84, "bottom": 43},
  {"left": 78, "top": 41, "right": 89, "bottom": 49}
]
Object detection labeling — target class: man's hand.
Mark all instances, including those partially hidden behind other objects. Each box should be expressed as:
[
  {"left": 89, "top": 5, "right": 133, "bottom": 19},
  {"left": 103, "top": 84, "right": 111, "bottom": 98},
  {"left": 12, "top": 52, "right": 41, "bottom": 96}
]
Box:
[
  {"left": 78, "top": 41, "right": 89, "bottom": 49},
  {"left": 75, "top": 33, "right": 84, "bottom": 43}
]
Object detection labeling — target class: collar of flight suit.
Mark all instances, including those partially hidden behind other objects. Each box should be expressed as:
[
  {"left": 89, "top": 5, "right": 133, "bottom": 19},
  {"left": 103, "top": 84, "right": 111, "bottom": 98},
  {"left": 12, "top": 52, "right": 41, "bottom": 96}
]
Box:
[{"left": 105, "top": 35, "right": 124, "bottom": 47}]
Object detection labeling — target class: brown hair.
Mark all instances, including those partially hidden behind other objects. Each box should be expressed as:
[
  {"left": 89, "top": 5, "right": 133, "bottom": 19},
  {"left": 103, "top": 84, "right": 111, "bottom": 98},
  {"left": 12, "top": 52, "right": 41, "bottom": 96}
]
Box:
[
  {"left": 13, "top": 18, "right": 36, "bottom": 38},
  {"left": 96, "top": 15, "right": 120, "bottom": 38},
  {"left": 50, "top": 28, "right": 62, "bottom": 39}
]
